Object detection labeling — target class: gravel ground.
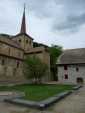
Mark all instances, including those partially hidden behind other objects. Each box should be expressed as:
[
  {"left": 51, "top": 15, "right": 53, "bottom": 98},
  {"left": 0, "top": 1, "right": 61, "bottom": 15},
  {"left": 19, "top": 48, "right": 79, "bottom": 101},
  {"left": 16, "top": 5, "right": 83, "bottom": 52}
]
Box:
[
  {"left": 0, "top": 85, "right": 85, "bottom": 113},
  {"left": 51, "top": 85, "right": 85, "bottom": 113}
]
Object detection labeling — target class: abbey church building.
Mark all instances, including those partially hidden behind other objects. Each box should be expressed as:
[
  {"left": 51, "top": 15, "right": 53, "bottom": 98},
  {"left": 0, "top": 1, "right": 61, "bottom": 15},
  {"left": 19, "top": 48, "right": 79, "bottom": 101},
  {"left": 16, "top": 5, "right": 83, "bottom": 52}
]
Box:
[{"left": 0, "top": 6, "right": 50, "bottom": 83}]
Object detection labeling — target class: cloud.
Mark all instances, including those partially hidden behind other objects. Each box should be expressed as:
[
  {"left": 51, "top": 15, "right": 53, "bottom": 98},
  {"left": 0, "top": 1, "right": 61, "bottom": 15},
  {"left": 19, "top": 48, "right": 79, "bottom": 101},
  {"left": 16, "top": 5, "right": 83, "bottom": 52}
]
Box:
[
  {"left": 1, "top": 0, "right": 85, "bottom": 34},
  {"left": 0, "top": 0, "right": 21, "bottom": 34},
  {"left": 24, "top": 0, "right": 58, "bottom": 18},
  {"left": 21, "top": 0, "right": 85, "bottom": 33},
  {"left": 52, "top": 0, "right": 85, "bottom": 32},
  {"left": 0, "top": 0, "right": 85, "bottom": 49},
  {"left": 53, "top": 13, "right": 85, "bottom": 33}
]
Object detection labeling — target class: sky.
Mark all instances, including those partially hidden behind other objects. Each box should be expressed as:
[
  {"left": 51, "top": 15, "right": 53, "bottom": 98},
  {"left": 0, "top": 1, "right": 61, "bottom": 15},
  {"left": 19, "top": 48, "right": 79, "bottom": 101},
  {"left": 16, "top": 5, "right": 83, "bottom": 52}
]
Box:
[{"left": 0, "top": 0, "right": 85, "bottom": 49}]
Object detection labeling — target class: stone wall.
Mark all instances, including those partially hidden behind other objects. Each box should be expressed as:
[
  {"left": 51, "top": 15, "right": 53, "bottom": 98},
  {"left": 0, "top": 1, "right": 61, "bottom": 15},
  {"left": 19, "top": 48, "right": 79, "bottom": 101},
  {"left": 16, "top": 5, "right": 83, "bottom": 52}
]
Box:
[
  {"left": 0, "top": 41, "right": 24, "bottom": 59},
  {"left": 0, "top": 56, "right": 25, "bottom": 83},
  {"left": 58, "top": 65, "right": 85, "bottom": 84},
  {"left": 0, "top": 34, "right": 51, "bottom": 83},
  {"left": 12, "top": 34, "right": 33, "bottom": 51}
]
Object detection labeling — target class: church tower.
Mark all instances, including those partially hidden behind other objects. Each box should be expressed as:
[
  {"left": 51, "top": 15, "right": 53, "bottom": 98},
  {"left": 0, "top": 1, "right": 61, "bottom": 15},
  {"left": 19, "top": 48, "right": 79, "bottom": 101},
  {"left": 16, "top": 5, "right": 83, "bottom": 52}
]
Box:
[
  {"left": 20, "top": 4, "right": 26, "bottom": 34},
  {"left": 12, "top": 5, "right": 33, "bottom": 51}
]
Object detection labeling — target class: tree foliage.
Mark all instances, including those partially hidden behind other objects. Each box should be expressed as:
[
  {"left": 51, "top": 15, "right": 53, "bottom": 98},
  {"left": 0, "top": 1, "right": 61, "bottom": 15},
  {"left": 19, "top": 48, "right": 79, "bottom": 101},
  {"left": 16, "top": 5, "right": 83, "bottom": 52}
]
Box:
[
  {"left": 49, "top": 45, "right": 63, "bottom": 80},
  {"left": 49, "top": 45, "right": 63, "bottom": 66},
  {"left": 24, "top": 56, "right": 48, "bottom": 84}
]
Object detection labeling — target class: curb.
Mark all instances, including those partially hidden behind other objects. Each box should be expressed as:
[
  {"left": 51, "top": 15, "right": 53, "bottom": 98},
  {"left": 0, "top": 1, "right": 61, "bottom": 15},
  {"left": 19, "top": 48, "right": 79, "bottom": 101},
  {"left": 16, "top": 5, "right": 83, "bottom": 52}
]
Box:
[
  {"left": 4, "top": 85, "right": 82, "bottom": 110},
  {"left": 5, "top": 91, "right": 72, "bottom": 109}
]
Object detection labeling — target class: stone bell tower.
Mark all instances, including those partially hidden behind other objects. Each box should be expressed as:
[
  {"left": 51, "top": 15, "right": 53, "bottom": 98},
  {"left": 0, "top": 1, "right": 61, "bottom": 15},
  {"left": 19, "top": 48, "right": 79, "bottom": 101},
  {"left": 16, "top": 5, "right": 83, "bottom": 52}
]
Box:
[{"left": 20, "top": 4, "right": 26, "bottom": 34}]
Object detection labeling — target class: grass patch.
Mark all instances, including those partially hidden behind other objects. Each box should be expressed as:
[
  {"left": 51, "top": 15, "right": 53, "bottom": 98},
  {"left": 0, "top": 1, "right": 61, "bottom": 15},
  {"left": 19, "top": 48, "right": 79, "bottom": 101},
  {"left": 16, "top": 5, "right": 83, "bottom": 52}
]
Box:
[{"left": 0, "top": 84, "right": 74, "bottom": 101}]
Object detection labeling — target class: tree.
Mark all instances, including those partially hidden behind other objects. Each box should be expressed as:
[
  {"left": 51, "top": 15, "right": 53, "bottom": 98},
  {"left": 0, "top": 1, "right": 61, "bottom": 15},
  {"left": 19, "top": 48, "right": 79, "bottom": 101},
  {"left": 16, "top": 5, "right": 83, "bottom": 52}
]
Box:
[
  {"left": 24, "top": 56, "right": 48, "bottom": 84},
  {"left": 49, "top": 45, "right": 63, "bottom": 81},
  {"left": 49, "top": 45, "right": 63, "bottom": 65}
]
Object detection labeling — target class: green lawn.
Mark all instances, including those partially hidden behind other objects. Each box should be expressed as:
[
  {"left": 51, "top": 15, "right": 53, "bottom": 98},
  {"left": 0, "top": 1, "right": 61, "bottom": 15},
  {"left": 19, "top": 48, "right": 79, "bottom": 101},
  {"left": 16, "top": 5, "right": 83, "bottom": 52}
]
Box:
[{"left": 0, "top": 84, "right": 74, "bottom": 101}]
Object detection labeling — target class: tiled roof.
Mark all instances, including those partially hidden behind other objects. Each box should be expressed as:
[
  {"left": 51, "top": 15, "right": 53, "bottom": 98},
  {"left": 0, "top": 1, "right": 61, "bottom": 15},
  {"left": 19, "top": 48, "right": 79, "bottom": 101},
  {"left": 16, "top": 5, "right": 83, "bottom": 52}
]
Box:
[{"left": 57, "top": 48, "right": 85, "bottom": 64}]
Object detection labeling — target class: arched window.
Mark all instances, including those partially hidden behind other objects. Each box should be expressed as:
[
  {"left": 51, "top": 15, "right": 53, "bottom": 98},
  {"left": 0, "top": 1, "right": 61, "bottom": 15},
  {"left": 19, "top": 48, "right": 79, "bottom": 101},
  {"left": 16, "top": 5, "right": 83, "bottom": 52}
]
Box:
[
  {"left": 26, "top": 39, "right": 28, "bottom": 44},
  {"left": 19, "top": 39, "right": 21, "bottom": 42}
]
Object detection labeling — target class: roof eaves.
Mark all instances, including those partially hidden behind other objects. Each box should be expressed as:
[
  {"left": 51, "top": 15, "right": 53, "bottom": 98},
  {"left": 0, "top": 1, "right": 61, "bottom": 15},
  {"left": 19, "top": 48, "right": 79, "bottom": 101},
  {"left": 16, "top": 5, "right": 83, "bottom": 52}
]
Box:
[{"left": 12, "top": 33, "right": 34, "bottom": 40}]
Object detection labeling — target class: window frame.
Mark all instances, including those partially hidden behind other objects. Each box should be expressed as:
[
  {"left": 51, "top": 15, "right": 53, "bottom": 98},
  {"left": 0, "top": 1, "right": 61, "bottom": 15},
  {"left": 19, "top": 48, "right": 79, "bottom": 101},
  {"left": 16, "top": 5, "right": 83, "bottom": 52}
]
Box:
[
  {"left": 64, "top": 65, "right": 68, "bottom": 70},
  {"left": 76, "top": 67, "right": 79, "bottom": 72},
  {"left": 2, "top": 59, "right": 5, "bottom": 65},
  {"left": 18, "top": 39, "right": 21, "bottom": 43},
  {"left": 64, "top": 74, "right": 68, "bottom": 79}
]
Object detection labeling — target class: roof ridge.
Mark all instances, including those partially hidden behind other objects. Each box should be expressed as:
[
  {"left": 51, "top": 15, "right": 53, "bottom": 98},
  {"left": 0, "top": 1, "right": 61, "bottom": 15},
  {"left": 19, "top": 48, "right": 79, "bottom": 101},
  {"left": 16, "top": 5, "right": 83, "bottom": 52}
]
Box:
[{"left": 64, "top": 48, "right": 85, "bottom": 51}]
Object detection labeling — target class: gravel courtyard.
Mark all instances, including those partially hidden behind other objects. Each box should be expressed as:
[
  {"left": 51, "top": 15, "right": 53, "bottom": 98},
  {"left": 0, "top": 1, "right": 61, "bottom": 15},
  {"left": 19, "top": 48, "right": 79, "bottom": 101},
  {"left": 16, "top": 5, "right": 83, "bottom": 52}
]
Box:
[{"left": 0, "top": 85, "right": 85, "bottom": 113}]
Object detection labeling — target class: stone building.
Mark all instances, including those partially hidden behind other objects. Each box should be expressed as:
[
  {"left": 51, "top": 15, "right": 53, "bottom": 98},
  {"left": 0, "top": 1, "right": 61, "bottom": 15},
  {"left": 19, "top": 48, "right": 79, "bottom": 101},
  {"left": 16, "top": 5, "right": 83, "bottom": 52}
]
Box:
[
  {"left": 0, "top": 6, "right": 50, "bottom": 83},
  {"left": 57, "top": 48, "right": 85, "bottom": 84}
]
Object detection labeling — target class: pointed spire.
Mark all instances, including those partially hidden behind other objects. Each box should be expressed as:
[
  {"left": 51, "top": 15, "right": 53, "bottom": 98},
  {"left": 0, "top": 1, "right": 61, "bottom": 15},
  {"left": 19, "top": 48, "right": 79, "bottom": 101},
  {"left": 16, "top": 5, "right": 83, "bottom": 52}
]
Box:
[{"left": 20, "top": 4, "right": 26, "bottom": 34}]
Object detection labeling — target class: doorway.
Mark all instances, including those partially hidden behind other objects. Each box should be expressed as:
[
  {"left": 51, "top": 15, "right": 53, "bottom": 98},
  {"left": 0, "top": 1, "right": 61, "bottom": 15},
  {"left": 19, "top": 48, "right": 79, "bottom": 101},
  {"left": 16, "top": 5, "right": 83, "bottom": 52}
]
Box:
[{"left": 77, "top": 77, "right": 84, "bottom": 84}]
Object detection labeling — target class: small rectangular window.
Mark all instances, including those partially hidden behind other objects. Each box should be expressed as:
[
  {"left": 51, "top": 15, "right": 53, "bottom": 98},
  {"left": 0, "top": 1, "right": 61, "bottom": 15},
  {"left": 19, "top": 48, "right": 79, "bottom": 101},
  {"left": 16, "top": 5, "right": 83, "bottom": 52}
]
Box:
[
  {"left": 76, "top": 67, "right": 79, "bottom": 72},
  {"left": 8, "top": 48, "right": 10, "bottom": 55},
  {"left": 16, "top": 61, "right": 19, "bottom": 68},
  {"left": 64, "top": 74, "right": 68, "bottom": 79},
  {"left": 26, "top": 39, "right": 28, "bottom": 44},
  {"left": 64, "top": 65, "right": 68, "bottom": 70},
  {"left": 13, "top": 68, "right": 16, "bottom": 76},
  {"left": 29, "top": 40, "right": 31, "bottom": 44},
  {"left": 2, "top": 59, "right": 5, "bottom": 65}
]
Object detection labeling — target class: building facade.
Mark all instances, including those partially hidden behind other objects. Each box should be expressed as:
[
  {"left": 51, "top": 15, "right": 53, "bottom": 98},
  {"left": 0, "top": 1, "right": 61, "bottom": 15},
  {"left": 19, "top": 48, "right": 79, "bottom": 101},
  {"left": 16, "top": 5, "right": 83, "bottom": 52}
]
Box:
[
  {"left": 0, "top": 34, "right": 24, "bottom": 83},
  {"left": 57, "top": 48, "right": 85, "bottom": 84},
  {"left": 0, "top": 7, "right": 50, "bottom": 83}
]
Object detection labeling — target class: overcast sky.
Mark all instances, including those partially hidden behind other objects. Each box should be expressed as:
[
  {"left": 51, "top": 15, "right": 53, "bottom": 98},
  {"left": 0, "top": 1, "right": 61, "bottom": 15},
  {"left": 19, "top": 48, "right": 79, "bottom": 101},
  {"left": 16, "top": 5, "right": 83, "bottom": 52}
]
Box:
[{"left": 0, "top": 0, "right": 85, "bottom": 49}]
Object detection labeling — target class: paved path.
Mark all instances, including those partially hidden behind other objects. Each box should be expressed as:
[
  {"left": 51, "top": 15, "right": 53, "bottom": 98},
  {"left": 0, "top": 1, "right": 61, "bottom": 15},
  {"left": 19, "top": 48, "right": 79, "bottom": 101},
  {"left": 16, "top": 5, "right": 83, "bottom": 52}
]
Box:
[
  {"left": 0, "top": 86, "right": 85, "bottom": 113},
  {"left": 0, "top": 102, "right": 28, "bottom": 113},
  {"left": 38, "top": 85, "right": 85, "bottom": 113},
  {"left": 0, "top": 91, "right": 28, "bottom": 113},
  {"left": 50, "top": 85, "right": 85, "bottom": 113}
]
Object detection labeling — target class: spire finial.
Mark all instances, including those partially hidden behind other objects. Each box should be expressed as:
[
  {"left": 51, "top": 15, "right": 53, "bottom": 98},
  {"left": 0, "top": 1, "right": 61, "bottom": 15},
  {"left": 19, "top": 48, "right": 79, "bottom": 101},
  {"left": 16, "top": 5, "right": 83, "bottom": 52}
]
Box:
[
  {"left": 24, "top": 3, "right": 25, "bottom": 13},
  {"left": 20, "top": 4, "right": 26, "bottom": 34}
]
